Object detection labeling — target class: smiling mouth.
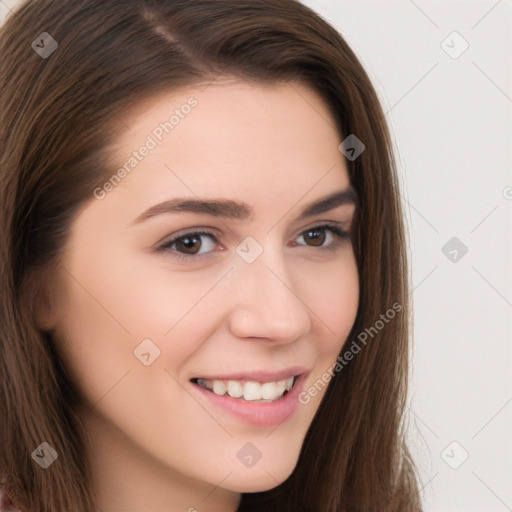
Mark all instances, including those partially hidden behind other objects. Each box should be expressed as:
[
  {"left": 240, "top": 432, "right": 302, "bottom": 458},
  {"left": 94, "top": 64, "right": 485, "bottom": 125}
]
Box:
[{"left": 190, "top": 376, "right": 298, "bottom": 402}]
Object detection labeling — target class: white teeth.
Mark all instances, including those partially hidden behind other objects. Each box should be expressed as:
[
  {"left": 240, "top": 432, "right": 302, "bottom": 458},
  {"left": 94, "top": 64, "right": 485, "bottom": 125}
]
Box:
[
  {"left": 261, "top": 381, "right": 278, "bottom": 400},
  {"left": 227, "top": 380, "right": 243, "bottom": 398},
  {"left": 195, "top": 376, "right": 296, "bottom": 402},
  {"left": 212, "top": 380, "right": 227, "bottom": 395},
  {"left": 243, "top": 382, "right": 261, "bottom": 401}
]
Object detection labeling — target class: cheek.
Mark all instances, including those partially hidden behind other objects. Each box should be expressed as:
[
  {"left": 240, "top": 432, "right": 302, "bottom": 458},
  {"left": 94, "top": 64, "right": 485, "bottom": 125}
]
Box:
[
  {"left": 290, "top": 255, "right": 359, "bottom": 419},
  {"left": 298, "top": 252, "right": 359, "bottom": 352},
  {"left": 49, "top": 251, "right": 169, "bottom": 399},
  {"left": 53, "top": 250, "right": 229, "bottom": 397},
  {"left": 65, "top": 243, "right": 219, "bottom": 338}
]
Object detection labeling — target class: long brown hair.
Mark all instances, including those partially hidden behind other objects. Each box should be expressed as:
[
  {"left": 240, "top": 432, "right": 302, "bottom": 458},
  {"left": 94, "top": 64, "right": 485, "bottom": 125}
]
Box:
[{"left": 0, "top": 1, "right": 423, "bottom": 510}]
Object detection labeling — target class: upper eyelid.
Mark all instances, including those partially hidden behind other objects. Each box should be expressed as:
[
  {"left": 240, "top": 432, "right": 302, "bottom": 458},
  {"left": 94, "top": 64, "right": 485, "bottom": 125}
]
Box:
[{"left": 178, "top": 220, "right": 347, "bottom": 237}]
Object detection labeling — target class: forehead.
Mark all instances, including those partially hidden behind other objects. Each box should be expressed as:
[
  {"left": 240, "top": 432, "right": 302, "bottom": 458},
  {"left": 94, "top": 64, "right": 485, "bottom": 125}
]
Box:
[
  {"left": 100, "top": 79, "right": 351, "bottom": 214},
  {"left": 111, "top": 79, "right": 342, "bottom": 164}
]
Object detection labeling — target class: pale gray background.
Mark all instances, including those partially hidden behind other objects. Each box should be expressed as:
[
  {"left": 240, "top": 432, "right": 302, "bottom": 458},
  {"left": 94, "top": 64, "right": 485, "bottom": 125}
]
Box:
[{"left": 1, "top": 1, "right": 511, "bottom": 510}]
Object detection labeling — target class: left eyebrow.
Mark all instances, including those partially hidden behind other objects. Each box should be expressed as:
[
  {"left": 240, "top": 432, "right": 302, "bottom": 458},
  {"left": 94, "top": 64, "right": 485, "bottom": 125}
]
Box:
[
  {"left": 296, "top": 187, "right": 358, "bottom": 221},
  {"left": 129, "top": 186, "right": 358, "bottom": 226}
]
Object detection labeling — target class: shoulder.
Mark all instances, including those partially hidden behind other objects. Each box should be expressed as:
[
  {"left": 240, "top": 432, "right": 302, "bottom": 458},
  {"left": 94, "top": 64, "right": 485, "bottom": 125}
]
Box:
[{"left": 0, "top": 482, "right": 24, "bottom": 512}]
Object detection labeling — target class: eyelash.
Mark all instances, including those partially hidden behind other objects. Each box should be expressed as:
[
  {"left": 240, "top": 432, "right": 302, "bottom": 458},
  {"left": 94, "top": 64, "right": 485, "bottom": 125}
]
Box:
[{"left": 156, "top": 222, "right": 350, "bottom": 262}]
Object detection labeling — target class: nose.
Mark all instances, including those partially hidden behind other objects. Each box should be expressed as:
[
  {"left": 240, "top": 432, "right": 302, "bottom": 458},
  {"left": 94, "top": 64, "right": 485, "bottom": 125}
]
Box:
[{"left": 226, "top": 242, "right": 312, "bottom": 343}]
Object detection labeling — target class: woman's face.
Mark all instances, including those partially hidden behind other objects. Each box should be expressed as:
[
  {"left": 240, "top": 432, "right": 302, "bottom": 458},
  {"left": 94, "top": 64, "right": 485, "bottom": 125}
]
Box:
[{"left": 42, "top": 80, "right": 359, "bottom": 509}]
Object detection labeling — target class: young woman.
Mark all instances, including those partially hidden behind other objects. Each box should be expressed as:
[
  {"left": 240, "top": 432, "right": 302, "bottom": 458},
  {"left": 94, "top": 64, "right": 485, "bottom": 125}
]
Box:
[{"left": 0, "top": 1, "right": 423, "bottom": 510}]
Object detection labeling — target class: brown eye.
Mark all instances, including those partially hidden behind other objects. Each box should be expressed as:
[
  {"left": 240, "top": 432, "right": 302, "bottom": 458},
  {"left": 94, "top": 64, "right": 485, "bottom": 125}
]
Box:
[
  {"left": 294, "top": 224, "right": 350, "bottom": 250},
  {"left": 174, "top": 235, "right": 203, "bottom": 254},
  {"left": 159, "top": 230, "right": 217, "bottom": 258},
  {"left": 303, "top": 228, "right": 327, "bottom": 246}
]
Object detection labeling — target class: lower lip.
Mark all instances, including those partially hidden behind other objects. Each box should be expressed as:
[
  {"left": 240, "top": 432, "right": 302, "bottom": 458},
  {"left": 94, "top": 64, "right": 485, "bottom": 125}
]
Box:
[{"left": 191, "top": 374, "right": 306, "bottom": 427}]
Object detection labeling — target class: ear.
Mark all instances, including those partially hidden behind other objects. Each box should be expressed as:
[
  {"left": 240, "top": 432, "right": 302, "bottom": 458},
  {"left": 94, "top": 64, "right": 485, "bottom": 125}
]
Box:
[{"left": 29, "top": 266, "right": 59, "bottom": 332}]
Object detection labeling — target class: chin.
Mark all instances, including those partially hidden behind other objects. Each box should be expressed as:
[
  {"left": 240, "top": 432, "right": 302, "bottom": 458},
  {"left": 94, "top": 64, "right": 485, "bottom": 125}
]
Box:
[{"left": 218, "top": 459, "right": 297, "bottom": 493}]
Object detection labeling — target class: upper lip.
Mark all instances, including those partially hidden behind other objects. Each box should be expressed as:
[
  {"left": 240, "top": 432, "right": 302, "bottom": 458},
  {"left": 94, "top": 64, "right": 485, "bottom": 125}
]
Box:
[{"left": 191, "top": 366, "right": 310, "bottom": 382}]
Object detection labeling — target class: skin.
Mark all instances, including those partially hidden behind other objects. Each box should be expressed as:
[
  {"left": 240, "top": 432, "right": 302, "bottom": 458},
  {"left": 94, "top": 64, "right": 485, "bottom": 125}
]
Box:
[{"left": 36, "top": 80, "right": 359, "bottom": 512}]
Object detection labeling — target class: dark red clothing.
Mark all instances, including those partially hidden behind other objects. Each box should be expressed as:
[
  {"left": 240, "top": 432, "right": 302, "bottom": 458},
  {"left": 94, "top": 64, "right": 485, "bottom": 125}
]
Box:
[{"left": 0, "top": 482, "right": 24, "bottom": 512}]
